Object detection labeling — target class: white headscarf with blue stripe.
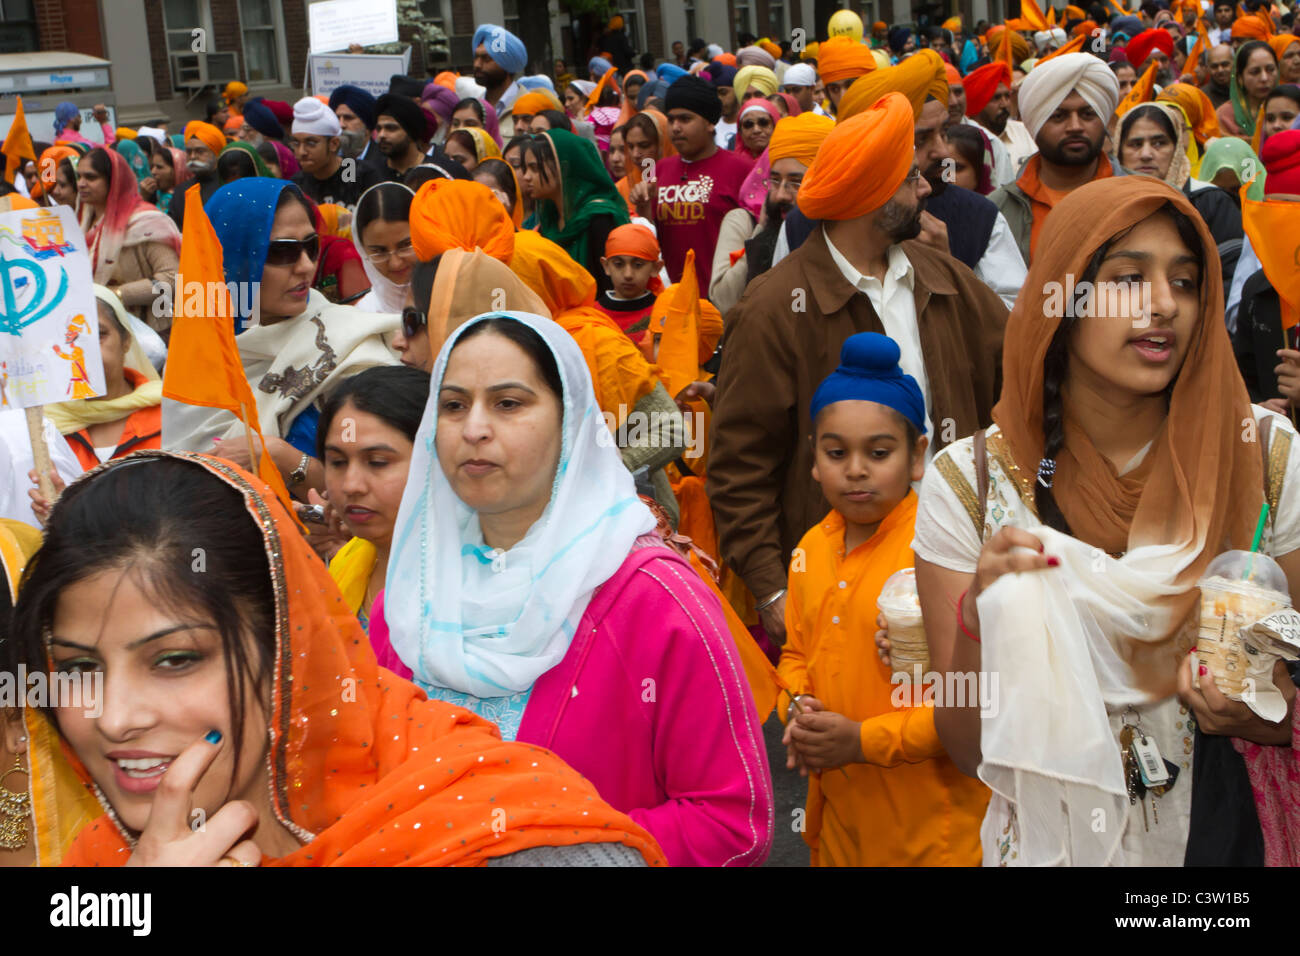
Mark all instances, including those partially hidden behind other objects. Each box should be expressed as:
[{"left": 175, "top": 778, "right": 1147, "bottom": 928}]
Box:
[{"left": 384, "top": 311, "right": 656, "bottom": 698}]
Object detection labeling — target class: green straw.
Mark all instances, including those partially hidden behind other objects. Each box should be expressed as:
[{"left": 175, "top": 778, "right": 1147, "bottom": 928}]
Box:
[{"left": 1245, "top": 502, "right": 1270, "bottom": 581}]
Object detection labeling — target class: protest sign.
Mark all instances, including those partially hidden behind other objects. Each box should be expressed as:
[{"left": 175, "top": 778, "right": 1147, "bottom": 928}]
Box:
[
  {"left": 0, "top": 204, "right": 100, "bottom": 496},
  {"left": 309, "top": 49, "right": 411, "bottom": 99},
  {"left": 308, "top": 0, "right": 399, "bottom": 54}
]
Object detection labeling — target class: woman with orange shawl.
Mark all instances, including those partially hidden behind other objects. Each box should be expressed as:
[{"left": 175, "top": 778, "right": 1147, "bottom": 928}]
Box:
[
  {"left": 910, "top": 176, "right": 1300, "bottom": 866},
  {"left": 9, "top": 452, "right": 665, "bottom": 866},
  {"left": 76, "top": 147, "right": 181, "bottom": 332},
  {"left": 616, "top": 109, "right": 674, "bottom": 215},
  {"left": 1271, "top": 34, "right": 1300, "bottom": 84}
]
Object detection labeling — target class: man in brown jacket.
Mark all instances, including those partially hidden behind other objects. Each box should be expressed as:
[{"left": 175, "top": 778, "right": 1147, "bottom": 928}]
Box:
[{"left": 707, "top": 93, "right": 1009, "bottom": 642}]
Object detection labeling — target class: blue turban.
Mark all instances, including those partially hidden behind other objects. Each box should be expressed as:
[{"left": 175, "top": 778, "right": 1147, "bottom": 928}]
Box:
[
  {"left": 810, "top": 333, "right": 926, "bottom": 434},
  {"left": 887, "top": 27, "right": 913, "bottom": 54},
  {"left": 705, "top": 61, "right": 737, "bottom": 88},
  {"left": 53, "top": 102, "right": 79, "bottom": 136},
  {"left": 473, "top": 23, "right": 527, "bottom": 75},
  {"left": 241, "top": 99, "right": 282, "bottom": 139},
  {"left": 639, "top": 78, "right": 669, "bottom": 108},
  {"left": 589, "top": 56, "right": 613, "bottom": 78},
  {"left": 328, "top": 84, "right": 377, "bottom": 130},
  {"left": 205, "top": 177, "right": 306, "bottom": 323},
  {"left": 517, "top": 74, "right": 556, "bottom": 91},
  {"left": 657, "top": 63, "right": 688, "bottom": 83}
]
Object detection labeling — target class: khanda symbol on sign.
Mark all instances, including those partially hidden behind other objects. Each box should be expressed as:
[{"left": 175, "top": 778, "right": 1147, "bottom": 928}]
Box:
[{"left": 0, "top": 253, "right": 69, "bottom": 336}]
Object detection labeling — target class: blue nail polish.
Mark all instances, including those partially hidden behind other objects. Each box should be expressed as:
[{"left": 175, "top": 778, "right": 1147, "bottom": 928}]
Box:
[{"left": 204, "top": 730, "right": 222, "bottom": 744}]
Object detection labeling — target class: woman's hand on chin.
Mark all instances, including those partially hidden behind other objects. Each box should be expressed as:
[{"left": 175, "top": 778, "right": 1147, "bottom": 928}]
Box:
[
  {"left": 124, "top": 731, "right": 262, "bottom": 867},
  {"left": 1177, "top": 652, "right": 1296, "bottom": 747}
]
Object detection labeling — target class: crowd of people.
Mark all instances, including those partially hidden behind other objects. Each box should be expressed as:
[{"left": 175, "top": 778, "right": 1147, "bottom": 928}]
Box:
[{"left": 0, "top": 1, "right": 1298, "bottom": 868}]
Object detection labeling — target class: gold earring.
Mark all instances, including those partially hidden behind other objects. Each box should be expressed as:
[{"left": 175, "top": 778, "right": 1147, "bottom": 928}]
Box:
[{"left": 0, "top": 755, "right": 31, "bottom": 851}]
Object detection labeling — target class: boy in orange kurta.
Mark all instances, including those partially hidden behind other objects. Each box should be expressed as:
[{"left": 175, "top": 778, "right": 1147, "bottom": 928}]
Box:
[{"left": 779, "top": 332, "right": 988, "bottom": 866}]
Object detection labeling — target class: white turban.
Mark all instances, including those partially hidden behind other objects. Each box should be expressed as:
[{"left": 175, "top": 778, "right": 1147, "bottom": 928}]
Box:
[
  {"left": 136, "top": 126, "right": 166, "bottom": 146},
  {"left": 1033, "top": 27, "right": 1068, "bottom": 52},
  {"left": 454, "top": 76, "right": 486, "bottom": 101},
  {"left": 706, "top": 43, "right": 724, "bottom": 59},
  {"left": 1018, "top": 52, "right": 1120, "bottom": 140},
  {"left": 782, "top": 63, "right": 817, "bottom": 87},
  {"left": 292, "top": 95, "right": 341, "bottom": 136}
]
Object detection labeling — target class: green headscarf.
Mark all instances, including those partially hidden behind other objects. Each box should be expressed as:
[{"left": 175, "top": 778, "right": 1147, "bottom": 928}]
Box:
[
  {"left": 1227, "top": 40, "right": 1275, "bottom": 137},
  {"left": 220, "top": 140, "right": 273, "bottom": 179},
  {"left": 1199, "top": 137, "right": 1266, "bottom": 201},
  {"left": 114, "top": 138, "right": 150, "bottom": 184},
  {"left": 532, "top": 128, "right": 629, "bottom": 271}
]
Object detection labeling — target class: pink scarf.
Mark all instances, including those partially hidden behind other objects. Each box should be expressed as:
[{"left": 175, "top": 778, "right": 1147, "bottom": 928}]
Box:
[{"left": 80, "top": 147, "right": 181, "bottom": 285}]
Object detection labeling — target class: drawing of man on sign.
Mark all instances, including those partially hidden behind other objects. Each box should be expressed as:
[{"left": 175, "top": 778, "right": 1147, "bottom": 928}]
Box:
[{"left": 52, "top": 313, "right": 95, "bottom": 399}]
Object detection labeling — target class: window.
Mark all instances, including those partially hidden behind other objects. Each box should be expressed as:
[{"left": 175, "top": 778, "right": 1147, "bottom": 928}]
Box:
[
  {"left": 618, "top": 2, "right": 645, "bottom": 52},
  {"left": 768, "top": 0, "right": 785, "bottom": 36},
  {"left": 0, "top": 0, "right": 37, "bottom": 53},
  {"left": 502, "top": 0, "right": 520, "bottom": 38},
  {"left": 420, "top": 0, "right": 450, "bottom": 33},
  {"left": 684, "top": 0, "right": 696, "bottom": 43},
  {"left": 163, "top": 0, "right": 204, "bottom": 56},
  {"left": 240, "top": 0, "right": 284, "bottom": 85},
  {"left": 733, "top": 0, "right": 753, "bottom": 38}
]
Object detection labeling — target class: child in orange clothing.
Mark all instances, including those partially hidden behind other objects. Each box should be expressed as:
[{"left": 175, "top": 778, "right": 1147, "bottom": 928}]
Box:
[
  {"left": 595, "top": 223, "right": 663, "bottom": 339},
  {"left": 778, "top": 332, "right": 988, "bottom": 866}
]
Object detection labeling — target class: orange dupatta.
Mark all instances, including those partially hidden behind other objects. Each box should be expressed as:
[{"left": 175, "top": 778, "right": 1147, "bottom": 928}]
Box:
[{"left": 56, "top": 452, "right": 666, "bottom": 866}]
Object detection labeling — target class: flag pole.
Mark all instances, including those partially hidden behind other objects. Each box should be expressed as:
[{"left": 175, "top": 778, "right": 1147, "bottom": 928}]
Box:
[{"left": 25, "top": 405, "right": 55, "bottom": 500}]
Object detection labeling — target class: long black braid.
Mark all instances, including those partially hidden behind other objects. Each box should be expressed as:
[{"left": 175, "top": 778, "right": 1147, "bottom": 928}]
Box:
[{"left": 1032, "top": 202, "right": 1206, "bottom": 535}]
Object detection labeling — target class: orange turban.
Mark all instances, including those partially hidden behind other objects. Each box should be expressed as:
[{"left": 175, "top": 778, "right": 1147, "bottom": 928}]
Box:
[
  {"left": 964, "top": 62, "right": 1012, "bottom": 116},
  {"left": 716, "top": 52, "right": 738, "bottom": 66},
  {"left": 434, "top": 71, "right": 458, "bottom": 90},
  {"left": 1156, "top": 82, "right": 1221, "bottom": 145},
  {"left": 836, "top": 49, "right": 948, "bottom": 121},
  {"left": 1126, "top": 28, "right": 1175, "bottom": 67},
  {"left": 873, "top": 21, "right": 887, "bottom": 32},
  {"left": 1065, "top": 5, "right": 1086, "bottom": 19},
  {"left": 604, "top": 223, "right": 660, "bottom": 261},
  {"left": 409, "top": 178, "right": 515, "bottom": 263},
  {"left": 184, "top": 120, "right": 226, "bottom": 156},
  {"left": 944, "top": 63, "right": 963, "bottom": 87},
  {"left": 759, "top": 39, "right": 782, "bottom": 59},
  {"left": 767, "top": 112, "right": 835, "bottom": 167},
  {"left": 818, "top": 36, "right": 876, "bottom": 83},
  {"left": 1230, "top": 17, "right": 1269, "bottom": 40},
  {"left": 513, "top": 90, "right": 563, "bottom": 117},
  {"left": 223, "top": 114, "right": 243, "bottom": 134},
  {"left": 1269, "top": 34, "right": 1300, "bottom": 63},
  {"left": 1073, "top": 19, "right": 1099, "bottom": 38},
  {"left": 798, "top": 91, "right": 913, "bottom": 221},
  {"left": 988, "top": 27, "right": 1031, "bottom": 65}
]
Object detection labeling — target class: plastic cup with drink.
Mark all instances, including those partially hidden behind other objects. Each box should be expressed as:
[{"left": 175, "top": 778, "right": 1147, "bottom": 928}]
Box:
[{"left": 878, "top": 567, "right": 929, "bottom": 684}]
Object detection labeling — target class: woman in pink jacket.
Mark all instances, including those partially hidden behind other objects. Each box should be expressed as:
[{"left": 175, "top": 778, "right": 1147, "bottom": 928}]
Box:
[{"left": 377, "top": 310, "right": 773, "bottom": 866}]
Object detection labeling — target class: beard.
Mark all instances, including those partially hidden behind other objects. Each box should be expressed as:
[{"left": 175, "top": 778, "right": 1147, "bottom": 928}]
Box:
[
  {"left": 474, "top": 62, "right": 508, "bottom": 89},
  {"left": 1037, "top": 128, "right": 1104, "bottom": 166},
  {"left": 338, "top": 129, "right": 367, "bottom": 159},
  {"left": 187, "top": 160, "right": 214, "bottom": 177},
  {"left": 762, "top": 194, "right": 793, "bottom": 228},
  {"left": 877, "top": 197, "right": 925, "bottom": 241},
  {"left": 980, "top": 107, "right": 1010, "bottom": 135},
  {"left": 378, "top": 132, "right": 412, "bottom": 157}
]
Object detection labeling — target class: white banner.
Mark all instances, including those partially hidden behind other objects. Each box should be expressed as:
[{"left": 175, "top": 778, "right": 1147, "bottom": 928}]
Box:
[
  {"left": 0, "top": 206, "right": 102, "bottom": 410},
  {"left": 309, "top": 50, "right": 411, "bottom": 99},
  {"left": 308, "top": 0, "right": 399, "bottom": 55}
]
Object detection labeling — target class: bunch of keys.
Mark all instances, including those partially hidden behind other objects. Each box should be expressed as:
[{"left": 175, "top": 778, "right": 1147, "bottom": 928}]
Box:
[{"left": 1120, "top": 710, "right": 1180, "bottom": 832}]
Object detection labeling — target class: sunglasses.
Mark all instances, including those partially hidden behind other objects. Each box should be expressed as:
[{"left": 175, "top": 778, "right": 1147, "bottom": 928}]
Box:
[
  {"left": 401, "top": 306, "right": 427, "bottom": 339},
  {"left": 265, "top": 235, "right": 320, "bottom": 266},
  {"left": 741, "top": 119, "right": 772, "bottom": 130}
]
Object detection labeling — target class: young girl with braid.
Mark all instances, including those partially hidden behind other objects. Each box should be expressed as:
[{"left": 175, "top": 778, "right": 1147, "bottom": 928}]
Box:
[{"left": 903, "top": 177, "right": 1300, "bottom": 866}]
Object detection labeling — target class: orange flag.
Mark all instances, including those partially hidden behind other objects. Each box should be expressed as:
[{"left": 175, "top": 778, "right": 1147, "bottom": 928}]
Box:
[
  {"left": 1104, "top": 0, "right": 1130, "bottom": 16},
  {"left": 1184, "top": 16, "right": 1210, "bottom": 79},
  {"left": 652, "top": 248, "right": 702, "bottom": 400},
  {"left": 1047, "top": 5, "right": 1057, "bottom": 26},
  {"left": 1241, "top": 182, "right": 1300, "bottom": 331},
  {"left": 997, "top": 26, "right": 1017, "bottom": 71},
  {"left": 1037, "top": 32, "right": 1087, "bottom": 63},
  {"left": 162, "top": 182, "right": 301, "bottom": 522},
  {"left": 585, "top": 66, "right": 619, "bottom": 115},
  {"left": 2, "top": 96, "right": 36, "bottom": 185},
  {"left": 1116, "top": 60, "right": 1158, "bottom": 118},
  {"left": 1020, "top": 0, "right": 1050, "bottom": 30}
]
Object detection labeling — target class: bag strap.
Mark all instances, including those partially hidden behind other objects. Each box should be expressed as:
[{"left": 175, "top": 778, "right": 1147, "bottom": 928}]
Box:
[
  {"left": 1260, "top": 414, "right": 1290, "bottom": 525},
  {"left": 933, "top": 428, "right": 989, "bottom": 541},
  {"left": 974, "top": 428, "right": 989, "bottom": 535}
]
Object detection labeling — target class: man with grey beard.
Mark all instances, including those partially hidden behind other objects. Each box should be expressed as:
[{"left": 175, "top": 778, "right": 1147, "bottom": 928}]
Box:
[{"left": 167, "top": 121, "right": 225, "bottom": 232}]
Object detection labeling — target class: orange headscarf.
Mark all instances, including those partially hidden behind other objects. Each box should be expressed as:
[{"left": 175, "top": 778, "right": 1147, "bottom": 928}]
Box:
[
  {"left": 1156, "top": 82, "right": 1222, "bottom": 145},
  {"left": 408, "top": 178, "right": 515, "bottom": 262},
  {"left": 30, "top": 144, "right": 78, "bottom": 200},
  {"left": 625, "top": 108, "right": 675, "bottom": 190},
  {"left": 54, "top": 452, "right": 667, "bottom": 866},
  {"left": 798, "top": 92, "right": 914, "bottom": 220},
  {"left": 183, "top": 120, "right": 226, "bottom": 157},
  {"left": 836, "top": 49, "right": 948, "bottom": 121},
  {"left": 1268, "top": 33, "right": 1300, "bottom": 64},
  {"left": 991, "top": 177, "right": 1256, "bottom": 699},
  {"left": 617, "top": 69, "right": 650, "bottom": 125},
  {"left": 767, "top": 112, "right": 835, "bottom": 168},
  {"left": 605, "top": 222, "right": 660, "bottom": 261},
  {"left": 817, "top": 36, "right": 876, "bottom": 84}
]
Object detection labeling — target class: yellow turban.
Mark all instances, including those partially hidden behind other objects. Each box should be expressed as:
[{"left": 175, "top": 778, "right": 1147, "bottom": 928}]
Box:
[
  {"left": 837, "top": 49, "right": 949, "bottom": 121},
  {"left": 759, "top": 39, "right": 782, "bottom": 60},
  {"left": 942, "top": 16, "right": 962, "bottom": 31},
  {"left": 799, "top": 92, "right": 914, "bottom": 220},
  {"left": 870, "top": 49, "right": 891, "bottom": 69},
  {"left": 114, "top": 127, "right": 137, "bottom": 140},
  {"left": 801, "top": 41, "right": 820, "bottom": 61},
  {"left": 513, "top": 89, "right": 564, "bottom": 117},
  {"left": 224, "top": 80, "right": 248, "bottom": 104},
  {"left": 733, "top": 65, "right": 779, "bottom": 98},
  {"left": 818, "top": 36, "right": 876, "bottom": 83},
  {"left": 988, "top": 28, "right": 1031, "bottom": 65},
  {"left": 768, "top": 112, "right": 835, "bottom": 167}
]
